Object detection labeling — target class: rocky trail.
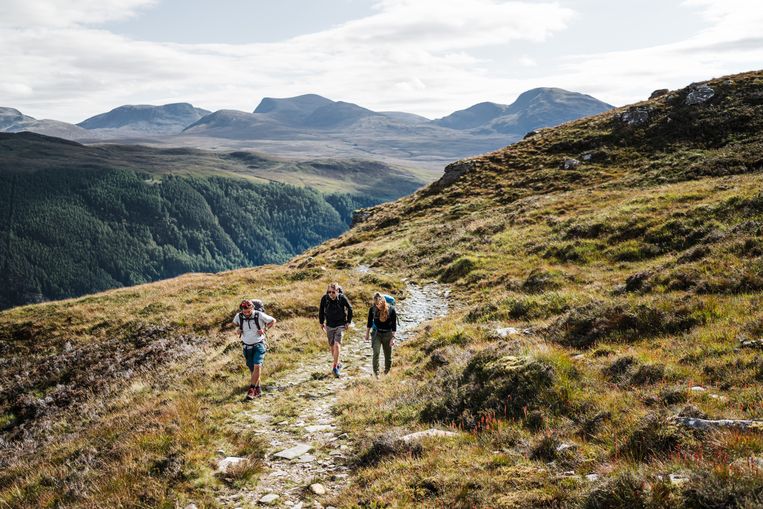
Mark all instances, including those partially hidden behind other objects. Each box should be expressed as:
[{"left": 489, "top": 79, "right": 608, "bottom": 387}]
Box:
[{"left": 212, "top": 279, "right": 449, "bottom": 509}]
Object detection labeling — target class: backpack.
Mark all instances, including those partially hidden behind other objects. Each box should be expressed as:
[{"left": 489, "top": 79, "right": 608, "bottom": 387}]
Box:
[
  {"left": 371, "top": 294, "right": 396, "bottom": 330},
  {"left": 323, "top": 286, "right": 345, "bottom": 312},
  {"left": 238, "top": 299, "right": 265, "bottom": 335}
]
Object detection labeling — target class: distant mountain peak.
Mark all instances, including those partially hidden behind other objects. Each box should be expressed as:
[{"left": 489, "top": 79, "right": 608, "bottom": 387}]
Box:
[
  {"left": 434, "top": 88, "right": 612, "bottom": 133},
  {"left": 77, "top": 103, "right": 211, "bottom": 134}
]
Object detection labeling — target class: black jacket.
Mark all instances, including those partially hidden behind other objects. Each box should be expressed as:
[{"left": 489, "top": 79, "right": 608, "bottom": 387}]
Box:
[
  {"left": 319, "top": 293, "right": 353, "bottom": 327},
  {"left": 366, "top": 305, "right": 397, "bottom": 332}
]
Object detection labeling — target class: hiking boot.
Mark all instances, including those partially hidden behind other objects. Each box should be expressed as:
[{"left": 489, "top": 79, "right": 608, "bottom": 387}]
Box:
[
  {"left": 254, "top": 385, "right": 262, "bottom": 398},
  {"left": 246, "top": 387, "right": 256, "bottom": 400}
]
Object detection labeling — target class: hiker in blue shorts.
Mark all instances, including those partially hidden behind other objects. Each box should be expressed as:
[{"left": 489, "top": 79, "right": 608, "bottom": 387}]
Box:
[{"left": 233, "top": 299, "right": 276, "bottom": 399}]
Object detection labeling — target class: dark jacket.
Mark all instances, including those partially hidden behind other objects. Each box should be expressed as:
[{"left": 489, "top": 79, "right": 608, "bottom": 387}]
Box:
[
  {"left": 366, "top": 305, "right": 397, "bottom": 332},
  {"left": 319, "top": 293, "right": 353, "bottom": 327}
]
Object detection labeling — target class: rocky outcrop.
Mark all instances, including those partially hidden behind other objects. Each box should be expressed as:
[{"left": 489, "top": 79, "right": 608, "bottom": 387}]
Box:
[
  {"left": 671, "top": 417, "right": 763, "bottom": 431},
  {"left": 427, "top": 158, "right": 478, "bottom": 193},
  {"left": 350, "top": 208, "right": 373, "bottom": 227},
  {"left": 684, "top": 84, "right": 715, "bottom": 105},
  {"left": 618, "top": 107, "right": 652, "bottom": 126}
]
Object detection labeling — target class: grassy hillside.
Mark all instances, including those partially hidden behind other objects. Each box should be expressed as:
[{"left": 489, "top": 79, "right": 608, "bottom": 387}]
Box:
[{"left": 1, "top": 71, "right": 763, "bottom": 508}]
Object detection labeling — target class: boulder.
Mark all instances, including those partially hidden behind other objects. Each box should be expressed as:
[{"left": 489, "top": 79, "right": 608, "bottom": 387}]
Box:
[
  {"left": 618, "top": 107, "right": 652, "bottom": 126},
  {"left": 563, "top": 158, "right": 581, "bottom": 170},
  {"left": 650, "top": 88, "right": 670, "bottom": 99},
  {"left": 310, "top": 483, "right": 327, "bottom": 495},
  {"left": 685, "top": 84, "right": 715, "bottom": 105}
]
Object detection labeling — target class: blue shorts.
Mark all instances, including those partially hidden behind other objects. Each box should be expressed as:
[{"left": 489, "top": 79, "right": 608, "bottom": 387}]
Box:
[{"left": 243, "top": 342, "right": 266, "bottom": 370}]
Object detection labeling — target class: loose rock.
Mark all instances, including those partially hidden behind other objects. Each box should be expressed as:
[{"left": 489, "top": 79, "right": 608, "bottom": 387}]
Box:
[
  {"left": 259, "top": 493, "right": 280, "bottom": 505},
  {"left": 274, "top": 443, "right": 313, "bottom": 460},
  {"left": 310, "top": 483, "right": 327, "bottom": 495},
  {"left": 400, "top": 429, "right": 458, "bottom": 442},
  {"left": 216, "top": 456, "right": 246, "bottom": 474}
]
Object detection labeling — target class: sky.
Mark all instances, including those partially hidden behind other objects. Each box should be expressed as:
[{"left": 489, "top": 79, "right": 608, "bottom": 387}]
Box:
[{"left": 2, "top": 0, "right": 762, "bottom": 123}]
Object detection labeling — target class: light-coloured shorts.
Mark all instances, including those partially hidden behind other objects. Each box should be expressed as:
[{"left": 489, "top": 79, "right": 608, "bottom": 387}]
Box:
[{"left": 326, "top": 325, "right": 345, "bottom": 346}]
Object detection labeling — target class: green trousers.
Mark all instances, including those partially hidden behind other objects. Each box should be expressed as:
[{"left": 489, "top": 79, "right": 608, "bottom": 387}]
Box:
[{"left": 372, "top": 330, "right": 394, "bottom": 375}]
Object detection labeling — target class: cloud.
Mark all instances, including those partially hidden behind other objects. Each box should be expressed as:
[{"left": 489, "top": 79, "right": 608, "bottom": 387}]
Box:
[
  {"left": 0, "top": 0, "right": 156, "bottom": 28},
  {"left": 1, "top": 0, "right": 762, "bottom": 122},
  {"left": 1, "top": 0, "right": 575, "bottom": 121},
  {"left": 546, "top": 0, "right": 763, "bottom": 106}
]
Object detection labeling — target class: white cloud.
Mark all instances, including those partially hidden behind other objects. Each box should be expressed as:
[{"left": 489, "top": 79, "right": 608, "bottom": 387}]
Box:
[
  {"left": 1, "top": 0, "right": 762, "bottom": 122},
  {"left": 0, "top": 0, "right": 156, "bottom": 28},
  {"left": 547, "top": 0, "right": 763, "bottom": 106},
  {"left": 0, "top": 0, "right": 575, "bottom": 121}
]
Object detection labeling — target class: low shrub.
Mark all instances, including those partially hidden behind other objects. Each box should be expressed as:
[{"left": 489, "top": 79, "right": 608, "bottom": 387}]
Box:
[
  {"left": 583, "top": 471, "right": 651, "bottom": 509},
  {"left": 548, "top": 300, "right": 707, "bottom": 348},
  {"left": 421, "top": 346, "right": 556, "bottom": 428},
  {"left": 681, "top": 468, "right": 763, "bottom": 508},
  {"left": 439, "top": 257, "right": 478, "bottom": 283},
  {"left": 522, "top": 268, "right": 564, "bottom": 293},
  {"left": 603, "top": 356, "right": 638, "bottom": 383},
  {"left": 630, "top": 364, "right": 666, "bottom": 385},
  {"left": 620, "top": 413, "right": 693, "bottom": 462},
  {"left": 356, "top": 434, "right": 423, "bottom": 467}
]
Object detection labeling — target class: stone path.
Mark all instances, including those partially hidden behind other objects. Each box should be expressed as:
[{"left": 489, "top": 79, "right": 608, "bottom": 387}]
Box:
[{"left": 213, "top": 278, "right": 449, "bottom": 508}]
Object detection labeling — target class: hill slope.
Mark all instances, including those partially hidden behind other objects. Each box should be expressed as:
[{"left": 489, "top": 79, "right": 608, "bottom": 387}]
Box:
[
  {"left": 1, "top": 71, "right": 762, "bottom": 508},
  {"left": 0, "top": 133, "right": 424, "bottom": 309}
]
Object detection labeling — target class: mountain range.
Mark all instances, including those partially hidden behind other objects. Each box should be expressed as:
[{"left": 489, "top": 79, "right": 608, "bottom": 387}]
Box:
[{"left": 1, "top": 89, "right": 612, "bottom": 168}]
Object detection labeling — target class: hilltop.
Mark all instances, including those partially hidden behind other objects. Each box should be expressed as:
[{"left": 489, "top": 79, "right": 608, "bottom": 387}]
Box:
[
  {"left": 1, "top": 71, "right": 762, "bottom": 508},
  {"left": 77, "top": 103, "right": 211, "bottom": 136}
]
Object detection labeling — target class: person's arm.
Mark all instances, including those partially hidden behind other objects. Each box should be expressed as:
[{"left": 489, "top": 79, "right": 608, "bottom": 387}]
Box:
[
  {"left": 390, "top": 308, "right": 398, "bottom": 346},
  {"left": 344, "top": 295, "right": 353, "bottom": 325},
  {"left": 319, "top": 295, "right": 326, "bottom": 330},
  {"left": 233, "top": 313, "right": 242, "bottom": 337},
  {"left": 365, "top": 307, "right": 373, "bottom": 341}
]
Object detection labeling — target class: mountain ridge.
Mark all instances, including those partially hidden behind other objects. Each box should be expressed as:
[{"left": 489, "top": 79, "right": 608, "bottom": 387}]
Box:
[{"left": 2, "top": 88, "right": 614, "bottom": 166}]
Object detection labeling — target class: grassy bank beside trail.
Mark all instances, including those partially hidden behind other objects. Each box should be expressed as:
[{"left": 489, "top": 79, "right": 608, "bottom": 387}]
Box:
[
  {"left": 309, "top": 71, "right": 763, "bottom": 508},
  {"left": 0, "top": 261, "right": 402, "bottom": 508}
]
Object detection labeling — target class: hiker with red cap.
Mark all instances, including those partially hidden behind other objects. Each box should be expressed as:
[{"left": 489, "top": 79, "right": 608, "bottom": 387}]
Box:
[{"left": 233, "top": 299, "right": 276, "bottom": 399}]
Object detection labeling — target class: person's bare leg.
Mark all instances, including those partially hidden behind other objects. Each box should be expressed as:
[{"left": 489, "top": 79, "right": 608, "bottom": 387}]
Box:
[
  {"left": 332, "top": 342, "right": 341, "bottom": 367},
  {"left": 250, "top": 365, "right": 261, "bottom": 386}
]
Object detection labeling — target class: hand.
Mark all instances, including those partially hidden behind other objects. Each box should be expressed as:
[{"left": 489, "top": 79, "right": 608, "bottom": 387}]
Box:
[
  {"left": 364, "top": 334, "right": 370, "bottom": 342},
  {"left": 391, "top": 339, "right": 397, "bottom": 347},
  {"left": 258, "top": 329, "right": 265, "bottom": 335},
  {"left": 321, "top": 324, "right": 326, "bottom": 331}
]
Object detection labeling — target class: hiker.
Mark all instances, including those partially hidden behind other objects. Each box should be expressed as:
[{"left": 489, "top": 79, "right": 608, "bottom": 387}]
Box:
[
  {"left": 319, "top": 282, "right": 353, "bottom": 377},
  {"left": 233, "top": 299, "right": 276, "bottom": 399},
  {"left": 364, "top": 292, "right": 397, "bottom": 377}
]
